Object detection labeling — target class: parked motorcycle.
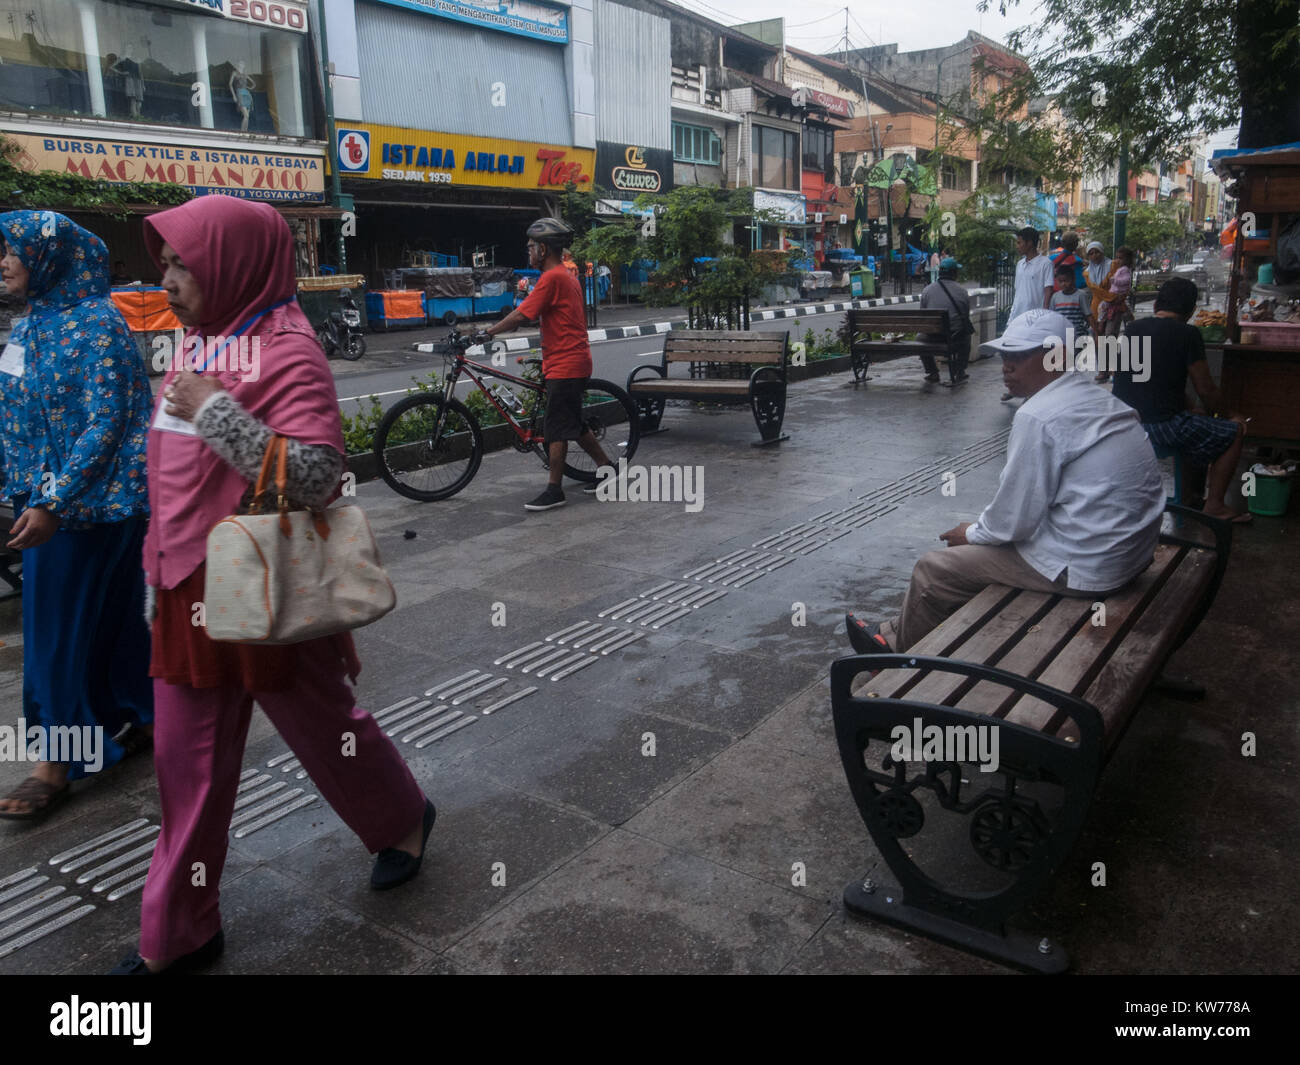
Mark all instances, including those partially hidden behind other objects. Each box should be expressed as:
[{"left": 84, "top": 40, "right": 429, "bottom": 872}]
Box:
[{"left": 317, "top": 288, "right": 366, "bottom": 361}]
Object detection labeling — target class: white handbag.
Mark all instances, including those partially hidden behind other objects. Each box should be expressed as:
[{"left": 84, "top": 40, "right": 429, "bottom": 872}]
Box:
[{"left": 203, "top": 436, "right": 396, "bottom": 644}]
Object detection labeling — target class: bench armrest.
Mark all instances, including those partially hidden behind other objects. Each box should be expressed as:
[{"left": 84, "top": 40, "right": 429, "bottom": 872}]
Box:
[
  {"left": 627, "top": 364, "right": 667, "bottom": 391},
  {"left": 749, "top": 364, "right": 786, "bottom": 388},
  {"left": 1158, "top": 502, "right": 1231, "bottom": 649}
]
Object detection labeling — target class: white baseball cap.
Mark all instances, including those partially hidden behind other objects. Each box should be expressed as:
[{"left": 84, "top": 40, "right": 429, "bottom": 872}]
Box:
[{"left": 981, "top": 309, "right": 1072, "bottom": 357}]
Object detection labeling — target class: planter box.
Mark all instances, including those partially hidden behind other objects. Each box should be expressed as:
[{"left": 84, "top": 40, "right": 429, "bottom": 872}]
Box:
[{"left": 788, "top": 354, "right": 853, "bottom": 381}]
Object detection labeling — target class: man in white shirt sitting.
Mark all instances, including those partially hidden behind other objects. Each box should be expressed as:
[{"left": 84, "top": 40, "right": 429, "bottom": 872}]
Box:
[{"left": 847, "top": 310, "right": 1166, "bottom": 654}]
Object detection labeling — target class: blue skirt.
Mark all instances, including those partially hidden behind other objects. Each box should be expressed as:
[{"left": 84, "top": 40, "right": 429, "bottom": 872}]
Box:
[{"left": 22, "top": 516, "right": 154, "bottom": 780}]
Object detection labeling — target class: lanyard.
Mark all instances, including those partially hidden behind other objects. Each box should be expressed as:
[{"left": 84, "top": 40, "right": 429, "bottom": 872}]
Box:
[{"left": 195, "top": 297, "right": 293, "bottom": 373}]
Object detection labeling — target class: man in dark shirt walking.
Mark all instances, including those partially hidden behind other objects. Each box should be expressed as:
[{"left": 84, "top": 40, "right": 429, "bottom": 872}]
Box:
[{"left": 1111, "top": 278, "right": 1250, "bottom": 522}]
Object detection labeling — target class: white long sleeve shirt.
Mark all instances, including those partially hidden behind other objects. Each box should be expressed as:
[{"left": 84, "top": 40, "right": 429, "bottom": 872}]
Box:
[{"left": 966, "top": 373, "right": 1165, "bottom": 591}]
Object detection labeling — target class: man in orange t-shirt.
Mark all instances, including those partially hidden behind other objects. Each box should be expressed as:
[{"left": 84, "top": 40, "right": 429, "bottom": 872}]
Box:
[{"left": 484, "top": 217, "right": 613, "bottom": 511}]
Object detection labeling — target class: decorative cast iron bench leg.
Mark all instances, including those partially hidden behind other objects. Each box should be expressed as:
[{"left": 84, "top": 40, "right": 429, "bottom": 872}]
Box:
[
  {"left": 749, "top": 379, "right": 788, "bottom": 446},
  {"left": 633, "top": 395, "right": 666, "bottom": 434},
  {"left": 831, "top": 654, "right": 1105, "bottom": 973}
]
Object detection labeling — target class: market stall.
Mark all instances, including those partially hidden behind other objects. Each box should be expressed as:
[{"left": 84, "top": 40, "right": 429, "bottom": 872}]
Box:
[{"left": 1210, "top": 142, "right": 1300, "bottom": 443}]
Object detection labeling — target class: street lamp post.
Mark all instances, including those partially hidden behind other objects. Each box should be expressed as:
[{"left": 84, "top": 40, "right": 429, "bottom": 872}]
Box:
[{"left": 315, "top": 0, "right": 346, "bottom": 272}]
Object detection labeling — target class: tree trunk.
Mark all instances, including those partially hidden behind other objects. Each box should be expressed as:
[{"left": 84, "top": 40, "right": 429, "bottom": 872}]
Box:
[{"left": 1235, "top": 0, "right": 1300, "bottom": 149}]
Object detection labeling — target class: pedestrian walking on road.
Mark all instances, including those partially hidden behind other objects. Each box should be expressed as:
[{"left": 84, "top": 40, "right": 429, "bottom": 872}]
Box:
[
  {"left": 111, "top": 196, "right": 432, "bottom": 975},
  {"left": 0, "top": 210, "right": 155, "bottom": 822}
]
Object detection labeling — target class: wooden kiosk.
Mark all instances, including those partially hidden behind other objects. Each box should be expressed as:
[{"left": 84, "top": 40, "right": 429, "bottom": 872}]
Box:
[{"left": 1212, "top": 143, "right": 1300, "bottom": 443}]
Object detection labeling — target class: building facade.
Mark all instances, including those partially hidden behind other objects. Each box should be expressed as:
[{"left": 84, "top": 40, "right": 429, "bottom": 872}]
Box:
[{"left": 0, "top": 0, "right": 329, "bottom": 277}]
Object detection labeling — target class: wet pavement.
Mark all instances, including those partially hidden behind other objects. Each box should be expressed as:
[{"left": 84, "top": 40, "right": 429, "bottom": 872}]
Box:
[{"left": 0, "top": 348, "right": 1295, "bottom": 975}]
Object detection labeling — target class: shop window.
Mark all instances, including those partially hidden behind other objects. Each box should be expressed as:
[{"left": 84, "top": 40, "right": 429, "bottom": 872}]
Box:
[
  {"left": 0, "top": 0, "right": 316, "bottom": 137},
  {"left": 941, "top": 158, "right": 970, "bottom": 191},
  {"left": 752, "top": 124, "right": 798, "bottom": 190},
  {"left": 672, "top": 122, "right": 720, "bottom": 165}
]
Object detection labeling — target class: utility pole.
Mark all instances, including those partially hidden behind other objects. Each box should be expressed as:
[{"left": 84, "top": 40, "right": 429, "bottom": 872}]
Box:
[
  {"left": 1113, "top": 136, "right": 1128, "bottom": 250},
  {"left": 315, "top": 0, "right": 346, "bottom": 271}
]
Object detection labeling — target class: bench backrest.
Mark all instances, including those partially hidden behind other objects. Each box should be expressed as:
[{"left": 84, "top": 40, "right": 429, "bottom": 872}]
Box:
[
  {"left": 847, "top": 309, "right": 950, "bottom": 334},
  {"left": 663, "top": 330, "right": 787, "bottom": 366}
]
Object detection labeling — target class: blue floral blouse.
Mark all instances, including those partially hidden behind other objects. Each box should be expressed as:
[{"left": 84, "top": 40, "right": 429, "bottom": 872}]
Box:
[{"left": 0, "top": 211, "right": 150, "bottom": 523}]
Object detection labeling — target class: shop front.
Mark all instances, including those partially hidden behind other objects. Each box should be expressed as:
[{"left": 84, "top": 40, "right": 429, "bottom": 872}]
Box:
[
  {"left": 1, "top": 125, "right": 328, "bottom": 279},
  {"left": 335, "top": 122, "right": 595, "bottom": 285}
]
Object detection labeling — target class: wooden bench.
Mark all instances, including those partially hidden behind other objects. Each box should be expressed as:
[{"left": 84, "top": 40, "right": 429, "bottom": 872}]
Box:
[
  {"left": 829, "top": 504, "right": 1231, "bottom": 972},
  {"left": 846, "top": 308, "right": 953, "bottom": 384},
  {"left": 626, "top": 330, "right": 789, "bottom": 446}
]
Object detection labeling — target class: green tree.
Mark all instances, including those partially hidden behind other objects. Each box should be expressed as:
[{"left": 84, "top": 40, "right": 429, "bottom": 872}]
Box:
[
  {"left": 947, "top": 186, "right": 1041, "bottom": 281},
  {"left": 1075, "top": 192, "right": 1184, "bottom": 256},
  {"left": 981, "top": 0, "right": 1300, "bottom": 156}
]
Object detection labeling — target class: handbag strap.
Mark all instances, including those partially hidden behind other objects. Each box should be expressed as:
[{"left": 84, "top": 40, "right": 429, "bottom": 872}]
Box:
[
  {"left": 249, "top": 435, "right": 333, "bottom": 541},
  {"left": 936, "top": 280, "right": 975, "bottom": 335}
]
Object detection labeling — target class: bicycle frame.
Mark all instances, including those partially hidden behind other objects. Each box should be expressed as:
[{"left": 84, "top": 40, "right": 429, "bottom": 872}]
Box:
[{"left": 441, "top": 347, "right": 545, "bottom": 446}]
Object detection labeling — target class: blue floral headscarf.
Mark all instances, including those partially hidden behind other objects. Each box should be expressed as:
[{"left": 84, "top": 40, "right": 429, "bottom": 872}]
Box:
[{"left": 0, "top": 210, "right": 150, "bottom": 521}]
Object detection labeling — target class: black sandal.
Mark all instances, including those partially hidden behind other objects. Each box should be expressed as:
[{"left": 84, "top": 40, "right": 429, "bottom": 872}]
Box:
[
  {"left": 114, "top": 724, "right": 153, "bottom": 760},
  {"left": 0, "top": 775, "right": 70, "bottom": 822}
]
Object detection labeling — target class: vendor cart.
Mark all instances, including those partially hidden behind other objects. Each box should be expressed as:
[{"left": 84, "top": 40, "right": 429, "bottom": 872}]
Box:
[{"left": 1211, "top": 142, "right": 1300, "bottom": 443}]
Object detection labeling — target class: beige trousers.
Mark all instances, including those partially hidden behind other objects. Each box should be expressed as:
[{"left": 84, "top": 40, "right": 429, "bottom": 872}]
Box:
[{"left": 880, "top": 544, "right": 1095, "bottom": 652}]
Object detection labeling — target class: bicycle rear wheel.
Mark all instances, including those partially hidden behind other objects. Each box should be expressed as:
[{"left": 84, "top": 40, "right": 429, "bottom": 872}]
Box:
[
  {"left": 374, "top": 394, "right": 482, "bottom": 501},
  {"left": 556, "top": 378, "right": 640, "bottom": 483}
]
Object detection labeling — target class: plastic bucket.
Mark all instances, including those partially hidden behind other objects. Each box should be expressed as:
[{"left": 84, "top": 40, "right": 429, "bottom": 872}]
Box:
[{"left": 1248, "top": 473, "right": 1293, "bottom": 516}]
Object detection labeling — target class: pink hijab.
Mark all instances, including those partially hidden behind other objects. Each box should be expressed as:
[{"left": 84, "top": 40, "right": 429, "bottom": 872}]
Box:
[{"left": 142, "top": 196, "right": 344, "bottom": 589}]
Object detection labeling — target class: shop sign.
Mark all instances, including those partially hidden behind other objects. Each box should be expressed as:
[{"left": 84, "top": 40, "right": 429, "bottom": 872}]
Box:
[
  {"left": 340, "top": 124, "right": 592, "bottom": 190},
  {"left": 754, "top": 188, "right": 806, "bottom": 224},
  {"left": 368, "top": 0, "right": 568, "bottom": 45},
  {"left": 791, "top": 87, "right": 854, "bottom": 119},
  {"left": 160, "top": 0, "right": 309, "bottom": 34},
  {"left": 595, "top": 144, "right": 672, "bottom": 195},
  {"left": 3, "top": 130, "right": 325, "bottom": 201}
]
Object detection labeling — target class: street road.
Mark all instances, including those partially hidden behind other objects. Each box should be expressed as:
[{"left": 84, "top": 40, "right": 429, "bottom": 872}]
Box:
[{"left": 330, "top": 308, "right": 855, "bottom": 418}]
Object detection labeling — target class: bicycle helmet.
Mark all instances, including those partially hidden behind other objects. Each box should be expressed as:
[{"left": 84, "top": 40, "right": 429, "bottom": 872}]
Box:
[{"left": 526, "top": 217, "right": 574, "bottom": 251}]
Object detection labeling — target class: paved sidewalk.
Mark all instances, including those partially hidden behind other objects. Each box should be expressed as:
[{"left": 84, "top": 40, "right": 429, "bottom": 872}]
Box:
[{"left": 0, "top": 354, "right": 1293, "bottom": 974}]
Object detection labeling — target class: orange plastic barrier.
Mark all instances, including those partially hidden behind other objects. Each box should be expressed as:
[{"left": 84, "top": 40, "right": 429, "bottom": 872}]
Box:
[{"left": 111, "top": 288, "right": 180, "bottom": 332}]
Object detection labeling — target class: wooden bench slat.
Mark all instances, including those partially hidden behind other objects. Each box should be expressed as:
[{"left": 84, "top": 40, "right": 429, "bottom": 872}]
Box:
[
  {"left": 900, "top": 591, "right": 1058, "bottom": 708},
  {"left": 1059, "top": 548, "right": 1215, "bottom": 745},
  {"left": 664, "top": 352, "right": 784, "bottom": 364},
  {"left": 957, "top": 596, "right": 1096, "bottom": 718},
  {"left": 1001, "top": 545, "right": 1186, "bottom": 734},
  {"left": 852, "top": 341, "right": 950, "bottom": 353},
  {"left": 855, "top": 585, "right": 1021, "bottom": 699},
  {"left": 629, "top": 379, "right": 751, "bottom": 396}
]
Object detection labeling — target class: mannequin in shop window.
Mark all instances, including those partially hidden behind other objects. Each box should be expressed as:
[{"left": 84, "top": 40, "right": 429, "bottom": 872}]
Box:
[
  {"left": 110, "top": 47, "right": 144, "bottom": 119},
  {"left": 229, "top": 62, "right": 256, "bottom": 132}
]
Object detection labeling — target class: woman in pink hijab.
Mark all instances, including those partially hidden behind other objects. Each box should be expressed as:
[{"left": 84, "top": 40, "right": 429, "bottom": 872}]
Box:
[{"left": 111, "top": 197, "right": 432, "bottom": 975}]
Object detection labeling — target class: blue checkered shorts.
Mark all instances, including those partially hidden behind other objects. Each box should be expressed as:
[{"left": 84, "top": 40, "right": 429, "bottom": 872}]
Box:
[{"left": 1144, "top": 411, "right": 1239, "bottom": 464}]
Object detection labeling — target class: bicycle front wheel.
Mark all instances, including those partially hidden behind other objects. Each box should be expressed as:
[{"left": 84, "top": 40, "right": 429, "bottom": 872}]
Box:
[
  {"left": 374, "top": 394, "right": 482, "bottom": 501},
  {"left": 559, "top": 378, "right": 640, "bottom": 483}
]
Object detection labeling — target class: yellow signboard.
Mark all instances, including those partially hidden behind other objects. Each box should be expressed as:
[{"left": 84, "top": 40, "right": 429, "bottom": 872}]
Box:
[
  {"left": 3, "top": 130, "right": 326, "bottom": 202},
  {"left": 334, "top": 124, "right": 594, "bottom": 191}
]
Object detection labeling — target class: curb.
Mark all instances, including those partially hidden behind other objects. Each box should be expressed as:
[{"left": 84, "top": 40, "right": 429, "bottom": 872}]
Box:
[{"left": 411, "top": 294, "right": 924, "bottom": 358}]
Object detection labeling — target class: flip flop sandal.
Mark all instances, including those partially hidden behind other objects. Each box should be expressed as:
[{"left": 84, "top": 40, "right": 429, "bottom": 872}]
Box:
[{"left": 0, "top": 775, "right": 70, "bottom": 822}]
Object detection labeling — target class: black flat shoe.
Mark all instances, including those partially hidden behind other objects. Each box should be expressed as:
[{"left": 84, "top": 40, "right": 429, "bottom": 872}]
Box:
[
  {"left": 371, "top": 798, "right": 436, "bottom": 891},
  {"left": 110, "top": 928, "right": 224, "bottom": 975}
]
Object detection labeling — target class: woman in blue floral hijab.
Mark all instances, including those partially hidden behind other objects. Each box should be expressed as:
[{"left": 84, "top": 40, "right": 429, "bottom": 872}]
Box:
[{"left": 0, "top": 209, "right": 154, "bottom": 820}]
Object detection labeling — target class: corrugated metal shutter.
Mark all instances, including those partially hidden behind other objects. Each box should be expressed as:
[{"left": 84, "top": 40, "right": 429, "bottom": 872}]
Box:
[
  {"left": 356, "top": 1, "right": 571, "bottom": 144},
  {"left": 593, "top": 0, "right": 670, "bottom": 149}
]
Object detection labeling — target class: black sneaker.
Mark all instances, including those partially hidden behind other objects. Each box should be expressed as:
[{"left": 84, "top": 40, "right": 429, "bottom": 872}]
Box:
[
  {"left": 924, "top": 372, "right": 941, "bottom": 383},
  {"left": 583, "top": 465, "right": 616, "bottom": 494},
  {"left": 525, "top": 485, "right": 566, "bottom": 511}
]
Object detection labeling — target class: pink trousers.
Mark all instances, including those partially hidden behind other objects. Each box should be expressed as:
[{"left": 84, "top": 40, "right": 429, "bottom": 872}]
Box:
[{"left": 139, "top": 652, "right": 425, "bottom": 963}]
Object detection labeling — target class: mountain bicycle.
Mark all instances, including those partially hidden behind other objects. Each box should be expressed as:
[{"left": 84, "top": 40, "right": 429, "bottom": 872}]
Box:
[{"left": 373, "top": 329, "right": 640, "bottom": 501}]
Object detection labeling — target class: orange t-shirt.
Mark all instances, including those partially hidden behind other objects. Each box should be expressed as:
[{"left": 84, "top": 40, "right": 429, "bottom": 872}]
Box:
[{"left": 517, "top": 265, "right": 592, "bottom": 378}]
